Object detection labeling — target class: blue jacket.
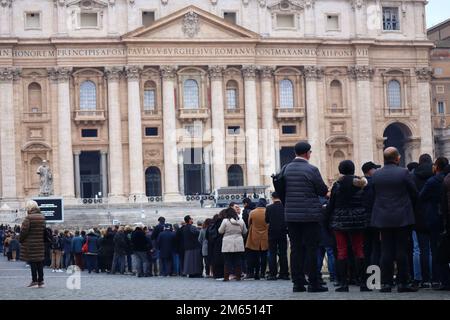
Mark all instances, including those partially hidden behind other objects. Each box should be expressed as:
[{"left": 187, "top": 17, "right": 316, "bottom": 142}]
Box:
[
  {"left": 157, "top": 230, "right": 176, "bottom": 259},
  {"left": 420, "top": 172, "right": 446, "bottom": 232},
  {"left": 71, "top": 236, "right": 84, "bottom": 253},
  {"left": 86, "top": 234, "right": 100, "bottom": 255},
  {"left": 283, "top": 158, "right": 328, "bottom": 223},
  {"left": 63, "top": 236, "right": 72, "bottom": 253},
  {"left": 371, "top": 163, "right": 418, "bottom": 228}
]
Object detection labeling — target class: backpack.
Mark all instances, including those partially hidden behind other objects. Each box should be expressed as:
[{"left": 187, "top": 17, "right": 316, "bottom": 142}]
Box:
[
  {"left": 272, "top": 164, "right": 288, "bottom": 204},
  {"left": 51, "top": 235, "right": 62, "bottom": 250},
  {"left": 43, "top": 228, "right": 53, "bottom": 244},
  {"left": 82, "top": 237, "right": 89, "bottom": 254}
]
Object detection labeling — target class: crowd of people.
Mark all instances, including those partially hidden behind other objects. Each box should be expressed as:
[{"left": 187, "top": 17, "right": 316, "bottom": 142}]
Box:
[{"left": 2, "top": 141, "right": 450, "bottom": 294}]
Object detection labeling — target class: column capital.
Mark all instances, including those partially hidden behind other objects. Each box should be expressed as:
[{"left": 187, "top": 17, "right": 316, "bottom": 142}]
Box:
[
  {"left": 105, "top": 66, "right": 123, "bottom": 81},
  {"left": 0, "top": 0, "right": 12, "bottom": 8},
  {"left": 415, "top": 67, "right": 433, "bottom": 82},
  {"left": 0, "top": 67, "right": 21, "bottom": 82},
  {"left": 303, "top": 65, "right": 324, "bottom": 80},
  {"left": 348, "top": 65, "right": 374, "bottom": 80},
  {"left": 47, "top": 67, "right": 72, "bottom": 82},
  {"left": 160, "top": 65, "right": 178, "bottom": 80},
  {"left": 351, "top": 0, "right": 364, "bottom": 10},
  {"left": 208, "top": 65, "right": 225, "bottom": 80},
  {"left": 125, "top": 65, "right": 142, "bottom": 81},
  {"left": 242, "top": 65, "right": 258, "bottom": 80},
  {"left": 73, "top": 151, "right": 81, "bottom": 156},
  {"left": 259, "top": 66, "right": 275, "bottom": 80}
]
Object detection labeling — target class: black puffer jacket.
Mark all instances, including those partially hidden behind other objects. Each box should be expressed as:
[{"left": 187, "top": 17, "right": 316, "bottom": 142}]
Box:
[
  {"left": 412, "top": 163, "right": 434, "bottom": 233},
  {"left": 284, "top": 158, "right": 329, "bottom": 223},
  {"left": 327, "top": 175, "right": 368, "bottom": 231}
]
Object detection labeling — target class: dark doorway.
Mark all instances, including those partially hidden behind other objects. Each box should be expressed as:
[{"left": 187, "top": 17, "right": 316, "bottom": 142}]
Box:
[
  {"left": 145, "top": 166, "right": 162, "bottom": 196},
  {"left": 228, "top": 164, "right": 244, "bottom": 186},
  {"left": 80, "top": 151, "right": 101, "bottom": 199},
  {"left": 280, "top": 146, "right": 296, "bottom": 168},
  {"left": 184, "top": 148, "right": 206, "bottom": 195},
  {"left": 383, "top": 122, "right": 412, "bottom": 167}
]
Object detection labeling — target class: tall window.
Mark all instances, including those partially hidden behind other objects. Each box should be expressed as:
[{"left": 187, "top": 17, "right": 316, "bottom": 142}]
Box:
[
  {"left": 330, "top": 80, "right": 343, "bottom": 112},
  {"left": 279, "top": 79, "right": 294, "bottom": 108},
  {"left": 382, "top": 7, "right": 399, "bottom": 31},
  {"left": 438, "top": 101, "right": 445, "bottom": 114},
  {"left": 387, "top": 80, "right": 401, "bottom": 110},
  {"left": 80, "top": 80, "right": 97, "bottom": 110},
  {"left": 28, "top": 82, "right": 42, "bottom": 113},
  {"left": 143, "top": 80, "right": 156, "bottom": 111},
  {"left": 226, "top": 80, "right": 238, "bottom": 109},
  {"left": 183, "top": 79, "right": 199, "bottom": 109}
]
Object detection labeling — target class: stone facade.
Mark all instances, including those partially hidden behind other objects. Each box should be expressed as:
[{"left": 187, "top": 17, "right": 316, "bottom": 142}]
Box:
[{"left": 0, "top": 0, "right": 434, "bottom": 206}]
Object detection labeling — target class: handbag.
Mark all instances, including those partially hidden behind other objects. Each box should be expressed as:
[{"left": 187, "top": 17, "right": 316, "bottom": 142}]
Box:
[{"left": 82, "top": 237, "right": 89, "bottom": 254}]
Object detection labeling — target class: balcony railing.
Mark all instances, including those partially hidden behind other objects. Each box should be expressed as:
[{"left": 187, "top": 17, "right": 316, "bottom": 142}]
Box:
[
  {"left": 384, "top": 108, "right": 410, "bottom": 117},
  {"left": 275, "top": 107, "right": 305, "bottom": 121},
  {"left": 327, "top": 107, "right": 347, "bottom": 115},
  {"left": 22, "top": 112, "right": 49, "bottom": 122},
  {"left": 74, "top": 110, "right": 106, "bottom": 123},
  {"left": 143, "top": 109, "right": 160, "bottom": 117},
  {"left": 179, "top": 108, "right": 209, "bottom": 122}
]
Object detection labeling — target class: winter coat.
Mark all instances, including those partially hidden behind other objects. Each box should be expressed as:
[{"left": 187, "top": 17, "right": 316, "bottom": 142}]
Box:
[
  {"left": 246, "top": 207, "right": 269, "bottom": 251},
  {"left": 113, "top": 232, "right": 128, "bottom": 256},
  {"left": 198, "top": 228, "right": 208, "bottom": 257},
  {"left": 131, "top": 229, "right": 150, "bottom": 252},
  {"left": 283, "top": 158, "right": 329, "bottom": 223},
  {"left": 362, "top": 176, "right": 375, "bottom": 222},
  {"left": 71, "top": 236, "right": 85, "bottom": 254},
  {"left": 9, "top": 239, "right": 20, "bottom": 251},
  {"left": 157, "top": 230, "right": 176, "bottom": 259},
  {"left": 85, "top": 233, "right": 100, "bottom": 255},
  {"left": 420, "top": 172, "right": 446, "bottom": 232},
  {"left": 412, "top": 163, "right": 434, "bottom": 232},
  {"left": 63, "top": 236, "right": 72, "bottom": 253},
  {"left": 19, "top": 208, "right": 45, "bottom": 262},
  {"left": 242, "top": 202, "right": 256, "bottom": 229},
  {"left": 441, "top": 173, "right": 450, "bottom": 233},
  {"left": 326, "top": 175, "right": 368, "bottom": 231},
  {"left": 99, "top": 232, "right": 114, "bottom": 257},
  {"left": 265, "top": 201, "right": 287, "bottom": 240},
  {"left": 219, "top": 218, "right": 247, "bottom": 253},
  {"left": 151, "top": 222, "right": 165, "bottom": 241},
  {"left": 371, "top": 163, "right": 418, "bottom": 228},
  {"left": 182, "top": 224, "right": 201, "bottom": 251}
]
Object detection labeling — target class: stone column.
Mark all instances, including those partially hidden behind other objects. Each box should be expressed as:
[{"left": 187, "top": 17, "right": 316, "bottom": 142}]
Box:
[
  {"left": 178, "top": 150, "right": 185, "bottom": 196},
  {"left": 352, "top": 0, "right": 366, "bottom": 37},
  {"left": 105, "top": 66, "right": 125, "bottom": 202},
  {"left": 73, "top": 152, "right": 81, "bottom": 198},
  {"left": 208, "top": 65, "right": 227, "bottom": 190},
  {"left": 349, "top": 65, "right": 375, "bottom": 166},
  {"left": 416, "top": 67, "right": 434, "bottom": 156},
  {"left": 0, "top": 67, "right": 19, "bottom": 201},
  {"left": 125, "top": 66, "right": 146, "bottom": 202},
  {"left": 54, "top": 0, "right": 67, "bottom": 36},
  {"left": 304, "top": 1, "right": 316, "bottom": 37},
  {"left": 242, "top": 65, "right": 261, "bottom": 186},
  {"left": 161, "top": 66, "right": 183, "bottom": 202},
  {"left": 51, "top": 67, "right": 75, "bottom": 199},
  {"left": 260, "top": 66, "right": 277, "bottom": 186},
  {"left": 304, "top": 66, "right": 323, "bottom": 168},
  {"left": 108, "top": 0, "right": 118, "bottom": 35},
  {"left": 0, "top": 0, "right": 12, "bottom": 36},
  {"left": 101, "top": 151, "right": 108, "bottom": 198}
]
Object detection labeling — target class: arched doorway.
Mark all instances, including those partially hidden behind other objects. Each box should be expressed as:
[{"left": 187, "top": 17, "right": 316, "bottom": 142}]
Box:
[
  {"left": 145, "top": 166, "right": 162, "bottom": 197},
  {"left": 228, "top": 165, "right": 244, "bottom": 186},
  {"left": 383, "top": 122, "right": 413, "bottom": 167}
]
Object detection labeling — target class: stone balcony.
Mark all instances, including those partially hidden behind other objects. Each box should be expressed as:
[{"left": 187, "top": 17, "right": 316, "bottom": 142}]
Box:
[
  {"left": 384, "top": 108, "right": 411, "bottom": 117},
  {"left": 275, "top": 107, "right": 305, "bottom": 121},
  {"left": 74, "top": 110, "right": 106, "bottom": 124},
  {"left": 178, "top": 108, "right": 209, "bottom": 122},
  {"left": 224, "top": 108, "right": 244, "bottom": 119},
  {"left": 22, "top": 112, "right": 49, "bottom": 123}
]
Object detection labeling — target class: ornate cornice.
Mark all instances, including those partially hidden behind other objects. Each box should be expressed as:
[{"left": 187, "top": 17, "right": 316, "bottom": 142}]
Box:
[
  {"left": 105, "top": 66, "right": 123, "bottom": 81},
  {"left": 242, "top": 65, "right": 258, "bottom": 80},
  {"left": 125, "top": 65, "right": 142, "bottom": 80},
  {"left": 160, "top": 65, "right": 178, "bottom": 80},
  {"left": 0, "top": 67, "right": 21, "bottom": 81},
  {"left": 259, "top": 66, "right": 275, "bottom": 79},
  {"left": 258, "top": 0, "right": 267, "bottom": 8},
  {"left": 303, "top": 65, "right": 324, "bottom": 80},
  {"left": 415, "top": 67, "right": 433, "bottom": 81},
  {"left": 208, "top": 65, "right": 225, "bottom": 80},
  {"left": 348, "top": 65, "right": 374, "bottom": 80},
  {"left": 0, "top": 0, "right": 12, "bottom": 8},
  {"left": 351, "top": 0, "right": 363, "bottom": 10}
]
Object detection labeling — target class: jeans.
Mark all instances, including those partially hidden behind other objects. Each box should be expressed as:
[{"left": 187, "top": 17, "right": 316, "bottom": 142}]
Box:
[
  {"left": 172, "top": 253, "right": 180, "bottom": 275},
  {"left": 133, "top": 251, "right": 149, "bottom": 276},
  {"left": 111, "top": 253, "right": 125, "bottom": 274},
  {"left": 30, "top": 261, "right": 44, "bottom": 283},
  {"left": 126, "top": 254, "right": 133, "bottom": 272},
  {"left": 74, "top": 253, "right": 84, "bottom": 271},
  {"left": 364, "top": 229, "right": 381, "bottom": 267},
  {"left": 380, "top": 227, "right": 411, "bottom": 286},
  {"left": 85, "top": 254, "right": 98, "bottom": 273},
  {"left": 63, "top": 252, "right": 72, "bottom": 269},
  {"left": 318, "top": 246, "right": 336, "bottom": 281},
  {"left": 334, "top": 231, "right": 364, "bottom": 260},
  {"left": 160, "top": 257, "right": 173, "bottom": 276},
  {"left": 268, "top": 236, "right": 289, "bottom": 277},
  {"left": 287, "top": 222, "right": 320, "bottom": 287}
]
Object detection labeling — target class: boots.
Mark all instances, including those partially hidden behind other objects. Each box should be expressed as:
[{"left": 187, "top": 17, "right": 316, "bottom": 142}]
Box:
[
  {"left": 335, "top": 259, "right": 349, "bottom": 292},
  {"left": 223, "top": 266, "right": 230, "bottom": 282},
  {"left": 356, "top": 258, "right": 371, "bottom": 292},
  {"left": 235, "top": 265, "right": 242, "bottom": 281}
]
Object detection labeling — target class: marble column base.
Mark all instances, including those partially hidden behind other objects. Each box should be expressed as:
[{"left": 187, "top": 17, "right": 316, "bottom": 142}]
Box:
[
  {"left": 163, "top": 193, "right": 185, "bottom": 203},
  {"left": 128, "top": 194, "right": 148, "bottom": 204},
  {"left": 108, "top": 195, "right": 127, "bottom": 204}
]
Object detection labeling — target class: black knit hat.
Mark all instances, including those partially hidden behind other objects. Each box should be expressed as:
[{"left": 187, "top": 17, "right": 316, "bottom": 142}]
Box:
[{"left": 338, "top": 160, "right": 355, "bottom": 175}]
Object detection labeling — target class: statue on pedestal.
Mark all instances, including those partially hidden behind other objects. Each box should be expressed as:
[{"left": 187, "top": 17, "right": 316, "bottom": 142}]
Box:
[{"left": 37, "top": 160, "right": 53, "bottom": 197}]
